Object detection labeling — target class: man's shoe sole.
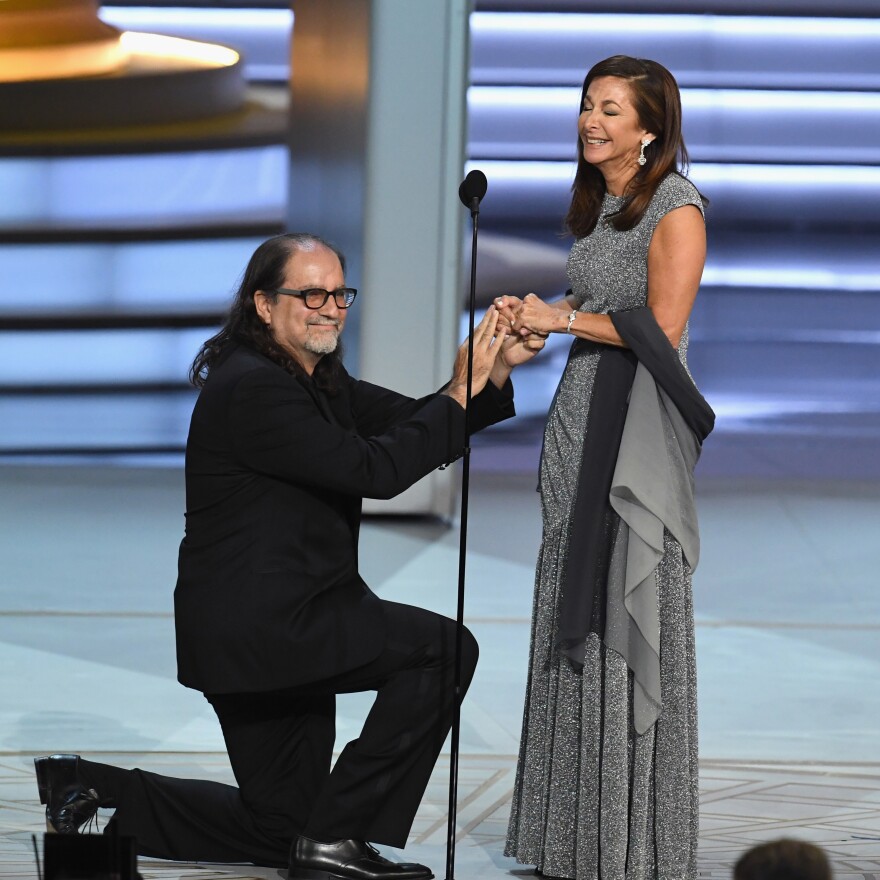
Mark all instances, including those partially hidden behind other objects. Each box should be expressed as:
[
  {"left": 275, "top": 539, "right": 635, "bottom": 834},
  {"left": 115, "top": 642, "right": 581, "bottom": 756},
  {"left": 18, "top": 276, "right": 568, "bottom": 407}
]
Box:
[
  {"left": 288, "top": 870, "right": 340, "bottom": 880},
  {"left": 289, "top": 870, "right": 433, "bottom": 880}
]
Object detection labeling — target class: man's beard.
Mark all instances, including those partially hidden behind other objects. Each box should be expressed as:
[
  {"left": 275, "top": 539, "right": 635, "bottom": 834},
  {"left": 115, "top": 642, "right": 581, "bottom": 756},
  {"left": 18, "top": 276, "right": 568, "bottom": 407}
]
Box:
[{"left": 303, "top": 323, "right": 340, "bottom": 356}]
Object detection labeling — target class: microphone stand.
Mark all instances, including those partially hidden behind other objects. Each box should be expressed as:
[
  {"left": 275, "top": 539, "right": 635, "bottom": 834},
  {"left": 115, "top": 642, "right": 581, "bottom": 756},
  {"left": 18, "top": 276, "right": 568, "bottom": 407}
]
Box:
[{"left": 445, "top": 172, "right": 486, "bottom": 880}]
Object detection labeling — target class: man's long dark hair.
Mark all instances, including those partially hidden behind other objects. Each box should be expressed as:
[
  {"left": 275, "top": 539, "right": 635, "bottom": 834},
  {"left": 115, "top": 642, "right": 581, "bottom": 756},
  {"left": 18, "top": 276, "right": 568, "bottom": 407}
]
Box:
[
  {"left": 189, "top": 233, "right": 346, "bottom": 393},
  {"left": 565, "top": 55, "right": 697, "bottom": 238}
]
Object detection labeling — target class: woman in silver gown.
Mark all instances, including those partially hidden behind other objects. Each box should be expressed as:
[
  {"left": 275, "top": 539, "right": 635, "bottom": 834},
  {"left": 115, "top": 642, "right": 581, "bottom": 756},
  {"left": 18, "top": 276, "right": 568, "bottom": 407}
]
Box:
[{"left": 500, "top": 56, "right": 710, "bottom": 880}]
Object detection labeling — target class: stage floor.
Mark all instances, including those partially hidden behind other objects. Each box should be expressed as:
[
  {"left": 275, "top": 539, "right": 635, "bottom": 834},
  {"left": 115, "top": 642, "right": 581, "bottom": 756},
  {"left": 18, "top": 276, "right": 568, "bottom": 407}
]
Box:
[{"left": 2, "top": 464, "right": 879, "bottom": 879}]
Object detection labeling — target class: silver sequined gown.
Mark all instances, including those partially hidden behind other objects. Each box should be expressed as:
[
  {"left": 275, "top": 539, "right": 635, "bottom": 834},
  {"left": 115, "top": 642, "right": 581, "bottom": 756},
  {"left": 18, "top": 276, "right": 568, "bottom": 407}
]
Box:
[{"left": 505, "top": 174, "right": 705, "bottom": 880}]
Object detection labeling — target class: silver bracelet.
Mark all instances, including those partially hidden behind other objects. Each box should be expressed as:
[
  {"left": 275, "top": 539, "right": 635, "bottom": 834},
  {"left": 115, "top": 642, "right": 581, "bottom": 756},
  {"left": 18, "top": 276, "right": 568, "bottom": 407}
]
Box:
[{"left": 567, "top": 310, "right": 577, "bottom": 334}]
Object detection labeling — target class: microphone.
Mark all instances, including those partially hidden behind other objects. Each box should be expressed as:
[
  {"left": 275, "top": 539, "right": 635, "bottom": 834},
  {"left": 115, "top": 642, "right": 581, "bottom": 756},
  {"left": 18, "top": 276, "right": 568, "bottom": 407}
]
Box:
[
  {"left": 458, "top": 169, "right": 487, "bottom": 215},
  {"left": 448, "top": 163, "right": 488, "bottom": 880}
]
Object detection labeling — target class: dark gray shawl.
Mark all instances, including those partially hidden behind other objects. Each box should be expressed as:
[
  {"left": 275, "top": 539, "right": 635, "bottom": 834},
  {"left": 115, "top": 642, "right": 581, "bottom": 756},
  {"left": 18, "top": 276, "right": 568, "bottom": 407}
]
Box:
[{"left": 555, "top": 306, "right": 714, "bottom": 733}]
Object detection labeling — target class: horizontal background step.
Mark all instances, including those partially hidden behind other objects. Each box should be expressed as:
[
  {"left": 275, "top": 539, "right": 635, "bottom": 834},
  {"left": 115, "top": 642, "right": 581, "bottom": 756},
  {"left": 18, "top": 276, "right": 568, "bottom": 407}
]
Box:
[
  {"left": 469, "top": 88, "right": 880, "bottom": 165},
  {"left": 466, "top": 162, "right": 880, "bottom": 230},
  {"left": 3, "top": 155, "right": 875, "bottom": 239},
  {"left": 0, "top": 392, "right": 196, "bottom": 454},
  {"left": 0, "top": 238, "right": 264, "bottom": 309},
  {"left": 471, "top": 13, "right": 880, "bottom": 89},
  {"left": 475, "top": 0, "right": 880, "bottom": 14},
  {"left": 0, "top": 146, "right": 287, "bottom": 231}
]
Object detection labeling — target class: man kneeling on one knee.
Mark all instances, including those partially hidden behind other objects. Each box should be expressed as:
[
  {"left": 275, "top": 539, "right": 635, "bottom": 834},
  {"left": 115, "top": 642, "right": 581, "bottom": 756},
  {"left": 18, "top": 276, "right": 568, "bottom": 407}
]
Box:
[{"left": 35, "top": 233, "right": 544, "bottom": 880}]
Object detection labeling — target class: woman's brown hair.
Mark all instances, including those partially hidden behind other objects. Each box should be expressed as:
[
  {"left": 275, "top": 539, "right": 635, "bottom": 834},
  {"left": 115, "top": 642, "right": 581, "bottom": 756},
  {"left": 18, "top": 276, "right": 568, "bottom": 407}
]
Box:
[{"left": 565, "top": 55, "right": 692, "bottom": 238}]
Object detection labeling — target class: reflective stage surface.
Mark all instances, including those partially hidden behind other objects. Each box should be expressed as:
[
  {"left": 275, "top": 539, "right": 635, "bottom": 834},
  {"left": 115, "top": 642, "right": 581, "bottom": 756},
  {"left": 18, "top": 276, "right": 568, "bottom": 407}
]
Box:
[{"left": 1, "top": 463, "right": 879, "bottom": 878}]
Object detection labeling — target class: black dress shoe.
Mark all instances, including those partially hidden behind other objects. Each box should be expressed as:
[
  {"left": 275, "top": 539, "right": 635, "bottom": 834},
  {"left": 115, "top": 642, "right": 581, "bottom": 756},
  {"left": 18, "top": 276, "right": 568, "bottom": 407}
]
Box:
[
  {"left": 34, "top": 754, "right": 100, "bottom": 834},
  {"left": 289, "top": 836, "right": 433, "bottom": 880}
]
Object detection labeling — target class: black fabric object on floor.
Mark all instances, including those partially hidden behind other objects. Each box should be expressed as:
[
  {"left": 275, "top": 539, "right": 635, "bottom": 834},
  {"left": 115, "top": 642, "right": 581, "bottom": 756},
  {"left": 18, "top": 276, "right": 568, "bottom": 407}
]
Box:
[{"left": 43, "top": 832, "right": 137, "bottom": 880}]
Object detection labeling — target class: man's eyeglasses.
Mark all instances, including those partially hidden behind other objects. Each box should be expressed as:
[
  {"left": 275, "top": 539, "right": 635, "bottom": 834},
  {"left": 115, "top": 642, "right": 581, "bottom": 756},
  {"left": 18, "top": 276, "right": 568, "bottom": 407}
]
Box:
[{"left": 267, "top": 287, "right": 358, "bottom": 309}]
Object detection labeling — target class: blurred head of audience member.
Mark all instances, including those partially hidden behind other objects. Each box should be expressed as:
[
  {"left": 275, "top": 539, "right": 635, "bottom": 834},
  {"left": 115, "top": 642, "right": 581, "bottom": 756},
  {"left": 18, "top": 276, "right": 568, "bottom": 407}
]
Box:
[{"left": 734, "top": 839, "right": 832, "bottom": 880}]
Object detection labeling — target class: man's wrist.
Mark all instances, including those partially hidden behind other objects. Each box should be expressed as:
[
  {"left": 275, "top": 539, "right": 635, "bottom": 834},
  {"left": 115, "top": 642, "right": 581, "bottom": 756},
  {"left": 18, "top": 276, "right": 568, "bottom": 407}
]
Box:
[
  {"left": 442, "top": 383, "right": 467, "bottom": 409},
  {"left": 490, "top": 360, "right": 512, "bottom": 389}
]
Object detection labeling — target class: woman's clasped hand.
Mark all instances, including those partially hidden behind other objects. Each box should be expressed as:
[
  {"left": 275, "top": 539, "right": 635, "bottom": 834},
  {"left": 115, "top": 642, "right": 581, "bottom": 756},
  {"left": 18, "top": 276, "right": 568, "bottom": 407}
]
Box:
[{"left": 494, "top": 293, "right": 565, "bottom": 338}]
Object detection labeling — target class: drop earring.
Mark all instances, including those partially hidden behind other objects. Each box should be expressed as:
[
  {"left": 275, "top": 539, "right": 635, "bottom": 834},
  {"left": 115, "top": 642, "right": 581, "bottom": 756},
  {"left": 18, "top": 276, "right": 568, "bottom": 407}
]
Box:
[{"left": 638, "top": 138, "right": 651, "bottom": 166}]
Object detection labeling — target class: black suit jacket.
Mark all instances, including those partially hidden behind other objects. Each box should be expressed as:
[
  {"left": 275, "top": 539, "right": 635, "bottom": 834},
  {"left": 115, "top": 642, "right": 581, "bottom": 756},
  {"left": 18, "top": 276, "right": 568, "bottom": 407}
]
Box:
[{"left": 174, "top": 343, "right": 514, "bottom": 694}]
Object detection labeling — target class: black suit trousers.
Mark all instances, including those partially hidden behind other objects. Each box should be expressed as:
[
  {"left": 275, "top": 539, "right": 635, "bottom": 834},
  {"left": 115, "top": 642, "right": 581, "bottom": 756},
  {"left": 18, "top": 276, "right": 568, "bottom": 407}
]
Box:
[{"left": 78, "top": 601, "right": 478, "bottom": 867}]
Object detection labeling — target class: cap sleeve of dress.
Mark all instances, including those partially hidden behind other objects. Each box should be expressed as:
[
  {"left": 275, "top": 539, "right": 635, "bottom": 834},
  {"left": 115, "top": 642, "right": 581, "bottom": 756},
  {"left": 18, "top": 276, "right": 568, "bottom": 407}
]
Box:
[{"left": 648, "top": 173, "right": 705, "bottom": 226}]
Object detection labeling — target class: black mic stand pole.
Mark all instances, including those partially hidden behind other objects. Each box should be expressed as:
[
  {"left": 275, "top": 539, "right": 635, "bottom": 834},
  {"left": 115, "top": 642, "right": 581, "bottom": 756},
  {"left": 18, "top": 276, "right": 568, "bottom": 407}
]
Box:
[{"left": 445, "top": 170, "right": 487, "bottom": 880}]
